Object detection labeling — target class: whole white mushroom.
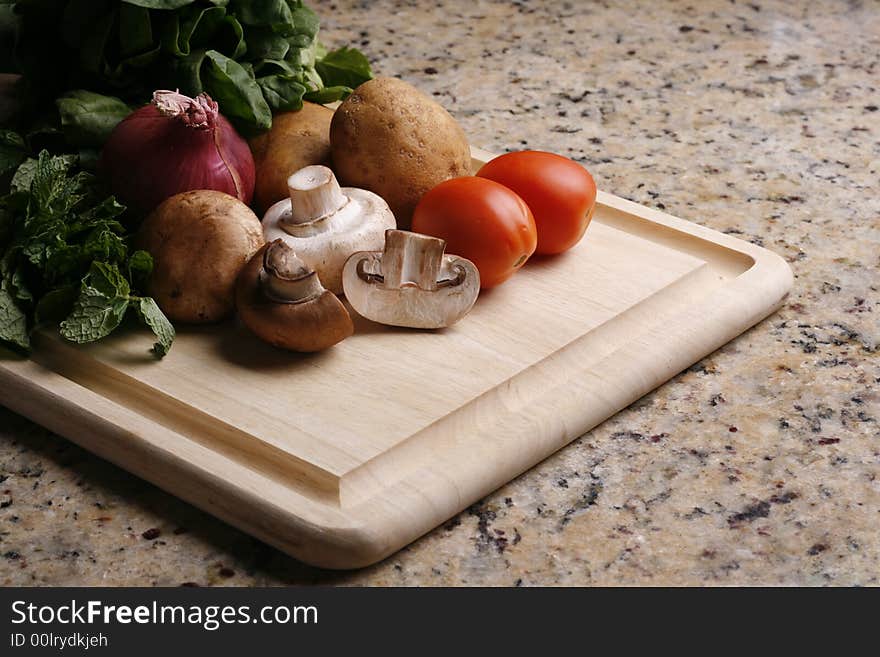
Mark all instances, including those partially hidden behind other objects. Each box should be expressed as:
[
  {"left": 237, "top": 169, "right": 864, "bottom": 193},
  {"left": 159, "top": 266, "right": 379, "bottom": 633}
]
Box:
[{"left": 261, "top": 165, "right": 396, "bottom": 295}]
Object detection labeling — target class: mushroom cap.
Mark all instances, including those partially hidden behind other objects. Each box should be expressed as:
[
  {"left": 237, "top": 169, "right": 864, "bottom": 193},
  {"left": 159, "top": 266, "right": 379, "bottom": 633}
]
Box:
[
  {"left": 236, "top": 244, "right": 354, "bottom": 352},
  {"left": 262, "top": 186, "right": 396, "bottom": 295},
  {"left": 138, "top": 190, "right": 264, "bottom": 323}
]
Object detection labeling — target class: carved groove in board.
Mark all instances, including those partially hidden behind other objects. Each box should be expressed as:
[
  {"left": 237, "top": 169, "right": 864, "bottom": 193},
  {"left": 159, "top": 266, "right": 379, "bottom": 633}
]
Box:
[
  {"left": 339, "top": 261, "right": 722, "bottom": 506},
  {"left": 30, "top": 335, "right": 341, "bottom": 503}
]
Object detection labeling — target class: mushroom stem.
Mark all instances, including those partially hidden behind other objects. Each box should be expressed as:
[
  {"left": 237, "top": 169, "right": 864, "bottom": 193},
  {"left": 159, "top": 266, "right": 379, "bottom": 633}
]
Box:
[
  {"left": 259, "top": 239, "right": 324, "bottom": 304},
  {"left": 342, "top": 229, "right": 481, "bottom": 329},
  {"left": 284, "top": 165, "right": 347, "bottom": 226},
  {"left": 381, "top": 230, "right": 446, "bottom": 290}
]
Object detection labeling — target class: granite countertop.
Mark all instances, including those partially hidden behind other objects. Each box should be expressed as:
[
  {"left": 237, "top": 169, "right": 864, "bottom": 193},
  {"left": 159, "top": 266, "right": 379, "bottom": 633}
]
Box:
[{"left": 1, "top": 0, "right": 878, "bottom": 586}]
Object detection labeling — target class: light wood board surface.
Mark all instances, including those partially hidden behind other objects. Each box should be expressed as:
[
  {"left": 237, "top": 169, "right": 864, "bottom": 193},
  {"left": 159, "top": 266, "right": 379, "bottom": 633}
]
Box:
[{"left": 0, "top": 147, "right": 793, "bottom": 568}]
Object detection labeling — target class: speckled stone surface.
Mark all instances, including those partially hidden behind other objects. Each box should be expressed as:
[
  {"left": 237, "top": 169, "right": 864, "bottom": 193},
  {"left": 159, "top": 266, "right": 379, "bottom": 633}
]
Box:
[{"left": 1, "top": 0, "right": 878, "bottom": 586}]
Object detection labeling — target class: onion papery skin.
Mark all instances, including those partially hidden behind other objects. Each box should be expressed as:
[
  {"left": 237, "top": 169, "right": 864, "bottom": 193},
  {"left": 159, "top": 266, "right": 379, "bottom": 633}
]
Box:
[{"left": 99, "top": 91, "right": 255, "bottom": 218}]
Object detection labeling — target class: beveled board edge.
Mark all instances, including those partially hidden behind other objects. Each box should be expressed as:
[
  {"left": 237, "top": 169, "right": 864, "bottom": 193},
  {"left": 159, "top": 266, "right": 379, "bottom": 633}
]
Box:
[{"left": 0, "top": 149, "right": 793, "bottom": 568}]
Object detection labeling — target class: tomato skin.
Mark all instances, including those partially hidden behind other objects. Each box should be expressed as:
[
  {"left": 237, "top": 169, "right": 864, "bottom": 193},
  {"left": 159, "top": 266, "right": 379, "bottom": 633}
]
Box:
[
  {"left": 477, "top": 151, "right": 597, "bottom": 255},
  {"left": 412, "top": 177, "right": 537, "bottom": 288}
]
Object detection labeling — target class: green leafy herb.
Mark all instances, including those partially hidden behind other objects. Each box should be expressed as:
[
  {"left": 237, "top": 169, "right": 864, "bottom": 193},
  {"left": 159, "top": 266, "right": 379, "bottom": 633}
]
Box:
[
  {"left": 133, "top": 296, "right": 174, "bottom": 357},
  {"left": 258, "top": 74, "right": 307, "bottom": 113},
  {"left": 11, "top": 0, "right": 373, "bottom": 135},
  {"left": 59, "top": 282, "right": 130, "bottom": 344},
  {"left": 0, "top": 130, "right": 26, "bottom": 179},
  {"left": 203, "top": 49, "right": 272, "bottom": 132},
  {"left": 34, "top": 285, "right": 77, "bottom": 324},
  {"left": 56, "top": 90, "right": 131, "bottom": 149},
  {"left": 0, "top": 152, "right": 175, "bottom": 357},
  {"left": 315, "top": 47, "right": 372, "bottom": 90},
  {"left": 0, "top": 286, "right": 29, "bottom": 351}
]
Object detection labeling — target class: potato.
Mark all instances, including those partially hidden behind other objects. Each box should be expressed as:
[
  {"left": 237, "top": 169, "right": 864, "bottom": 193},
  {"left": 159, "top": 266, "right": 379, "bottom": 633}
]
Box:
[
  {"left": 330, "top": 77, "right": 472, "bottom": 228},
  {"left": 249, "top": 102, "right": 334, "bottom": 213},
  {"left": 138, "top": 190, "right": 264, "bottom": 323}
]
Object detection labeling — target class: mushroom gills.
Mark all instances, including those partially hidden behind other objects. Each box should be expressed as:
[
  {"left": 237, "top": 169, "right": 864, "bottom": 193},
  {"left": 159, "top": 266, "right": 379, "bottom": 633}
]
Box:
[
  {"left": 259, "top": 239, "right": 324, "bottom": 304},
  {"left": 262, "top": 165, "right": 396, "bottom": 294},
  {"left": 342, "top": 229, "right": 480, "bottom": 329},
  {"left": 236, "top": 239, "right": 353, "bottom": 352}
]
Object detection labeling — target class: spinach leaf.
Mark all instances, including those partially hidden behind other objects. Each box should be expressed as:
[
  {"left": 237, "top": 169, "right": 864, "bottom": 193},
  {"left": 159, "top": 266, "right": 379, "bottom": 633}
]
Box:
[
  {"left": 56, "top": 90, "right": 131, "bottom": 148},
  {"left": 12, "top": 0, "right": 371, "bottom": 139},
  {"left": 316, "top": 46, "right": 372, "bottom": 90},
  {"left": 78, "top": 9, "right": 115, "bottom": 78},
  {"left": 61, "top": 0, "right": 115, "bottom": 50},
  {"left": 283, "top": 3, "right": 319, "bottom": 44},
  {"left": 303, "top": 85, "right": 352, "bottom": 105},
  {"left": 202, "top": 49, "right": 271, "bottom": 132},
  {"left": 163, "top": 4, "right": 226, "bottom": 57},
  {"left": 219, "top": 15, "right": 246, "bottom": 59},
  {"left": 231, "top": 0, "right": 291, "bottom": 27},
  {"left": 257, "top": 74, "right": 306, "bottom": 112},
  {"left": 245, "top": 27, "right": 290, "bottom": 60},
  {"left": 123, "top": 0, "right": 199, "bottom": 9},
  {"left": 171, "top": 49, "right": 208, "bottom": 96},
  {"left": 118, "top": 3, "right": 153, "bottom": 57}
]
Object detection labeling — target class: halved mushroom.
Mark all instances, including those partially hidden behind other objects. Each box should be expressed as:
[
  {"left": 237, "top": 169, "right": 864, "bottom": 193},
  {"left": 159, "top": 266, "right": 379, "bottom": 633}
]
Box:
[
  {"left": 342, "top": 229, "right": 480, "bottom": 329},
  {"left": 236, "top": 239, "right": 353, "bottom": 352},
  {"left": 262, "top": 165, "right": 396, "bottom": 295}
]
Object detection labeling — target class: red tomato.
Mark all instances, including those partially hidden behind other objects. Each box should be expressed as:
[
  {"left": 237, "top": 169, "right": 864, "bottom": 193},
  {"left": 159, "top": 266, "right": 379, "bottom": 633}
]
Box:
[
  {"left": 412, "top": 177, "right": 537, "bottom": 288},
  {"left": 477, "top": 151, "right": 597, "bottom": 255}
]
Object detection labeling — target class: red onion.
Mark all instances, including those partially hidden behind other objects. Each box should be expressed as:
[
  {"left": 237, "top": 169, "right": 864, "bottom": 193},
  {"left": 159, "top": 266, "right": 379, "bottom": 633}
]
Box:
[{"left": 99, "top": 90, "right": 255, "bottom": 216}]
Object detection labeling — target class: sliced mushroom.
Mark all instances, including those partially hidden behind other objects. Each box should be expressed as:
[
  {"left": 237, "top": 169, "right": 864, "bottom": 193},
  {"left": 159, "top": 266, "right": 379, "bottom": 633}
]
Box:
[
  {"left": 342, "top": 229, "right": 480, "bottom": 329},
  {"left": 262, "top": 165, "right": 396, "bottom": 295},
  {"left": 236, "top": 239, "right": 353, "bottom": 352}
]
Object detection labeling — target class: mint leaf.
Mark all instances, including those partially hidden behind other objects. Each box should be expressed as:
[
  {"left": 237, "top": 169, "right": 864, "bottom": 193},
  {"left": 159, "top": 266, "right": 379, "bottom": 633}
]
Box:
[
  {"left": 134, "top": 296, "right": 175, "bottom": 358},
  {"left": 81, "top": 228, "right": 127, "bottom": 266},
  {"left": 128, "top": 250, "right": 153, "bottom": 284},
  {"left": 34, "top": 286, "right": 78, "bottom": 325},
  {"left": 11, "top": 158, "right": 39, "bottom": 194},
  {"left": 0, "top": 206, "right": 12, "bottom": 248},
  {"left": 0, "top": 130, "right": 26, "bottom": 180},
  {"left": 29, "top": 151, "right": 89, "bottom": 218},
  {"left": 59, "top": 285, "right": 130, "bottom": 344},
  {"left": 87, "top": 261, "right": 130, "bottom": 299},
  {"left": 3, "top": 149, "right": 175, "bottom": 357},
  {"left": 10, "top": 265, "right": 32, "bottom": 303},
  {"left": 0, "top": 287, "right": 29, "bottom": 351},
  {"left": 72, "top": 196, "right": 126, "bottom": 231}
]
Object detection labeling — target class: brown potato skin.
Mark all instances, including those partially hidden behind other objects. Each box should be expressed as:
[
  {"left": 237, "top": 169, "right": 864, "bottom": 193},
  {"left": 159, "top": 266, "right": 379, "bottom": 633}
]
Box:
[
  {"left": 236, "top": 246, "right": 353, "bottom": 352},
  {"left": 138, "top": 190, "right": 264, "bottom": 324},
  {"left": 330, "top": 77, "right": 472, "bottom": 229},
  {"left": 249, "top": 102, "right": 334, "bottom": 213}
]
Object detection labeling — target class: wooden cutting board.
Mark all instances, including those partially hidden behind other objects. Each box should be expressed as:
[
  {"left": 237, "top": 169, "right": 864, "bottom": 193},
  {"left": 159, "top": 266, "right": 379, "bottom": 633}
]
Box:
[{"left": 0, "top": 147, "right": 792, "bottom": 568}]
